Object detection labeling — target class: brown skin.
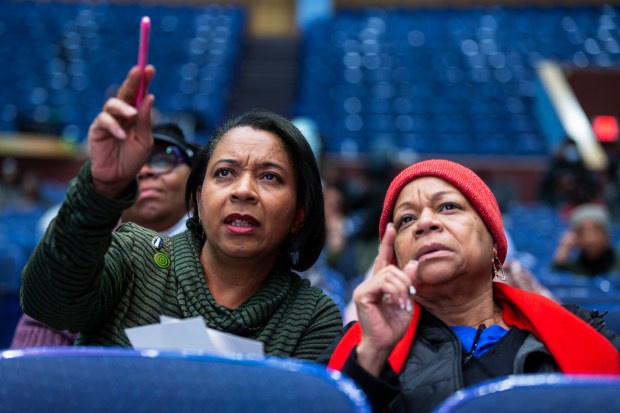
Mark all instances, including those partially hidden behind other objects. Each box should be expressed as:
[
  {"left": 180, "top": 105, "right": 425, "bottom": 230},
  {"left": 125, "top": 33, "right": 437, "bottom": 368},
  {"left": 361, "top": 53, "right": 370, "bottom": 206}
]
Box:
[
  {"left": 196, "top": 127, "right": 305, "bottom": 309},
  {"left": 575, "top": 220, "right": 610, "bottom": 260},
  {"left": 553, "top": 219, "right": 611, "bottom": 264},
  {"left": 88, "top": 65, "right": 156, "bottom": 198},
  {"left": 354, "top": 177, "right": 505, "bottom": 377},
  {"left": 121, "top": 148, "right": 190, "bottom": 233}
]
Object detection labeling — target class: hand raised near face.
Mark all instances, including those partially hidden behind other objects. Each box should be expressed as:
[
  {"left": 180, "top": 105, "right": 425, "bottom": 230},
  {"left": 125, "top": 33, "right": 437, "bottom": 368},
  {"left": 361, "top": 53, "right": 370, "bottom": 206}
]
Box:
[
  {"left": 354, "top": 223, "right": 418, "bottom": 376},
  {"left": 88, "top": 65, "right": 156, "bottom": 198}
]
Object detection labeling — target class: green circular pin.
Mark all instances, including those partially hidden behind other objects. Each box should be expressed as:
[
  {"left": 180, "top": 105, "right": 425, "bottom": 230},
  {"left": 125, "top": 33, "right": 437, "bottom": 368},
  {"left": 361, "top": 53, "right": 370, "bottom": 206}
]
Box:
[{"left": 153, "top": 252, "right": 171, "bottom": 269}]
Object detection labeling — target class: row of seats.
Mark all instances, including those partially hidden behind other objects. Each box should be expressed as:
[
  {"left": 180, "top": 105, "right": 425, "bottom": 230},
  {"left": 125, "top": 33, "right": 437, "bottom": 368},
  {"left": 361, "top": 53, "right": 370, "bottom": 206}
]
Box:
[
  {"left": 0, "top": 1, "right": 245, "bottom": 143},
  {"left": 296, "top": 5, "right": 620, "bottom": 156},
  {"left": 0, "top": 347, "right": 371, "bottom": 413},
  {"left": 1, "top": 3, "right": 616, "bottom": 157},
  {"left": 3, "top": 4, "right": 619, "bottom": 159},
  {"left": 0, "top": 347, "right": 619, "bottom": 413}
]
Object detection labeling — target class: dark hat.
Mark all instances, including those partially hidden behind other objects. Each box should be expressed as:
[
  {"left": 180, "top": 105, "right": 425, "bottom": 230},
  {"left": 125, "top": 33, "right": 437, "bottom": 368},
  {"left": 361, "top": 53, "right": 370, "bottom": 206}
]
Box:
[
  {"left": 379, "top": 159, "right": 507, "bottom": 264},
  {"left": 152, "top": 123, "right": 196, "bottom": 166}
]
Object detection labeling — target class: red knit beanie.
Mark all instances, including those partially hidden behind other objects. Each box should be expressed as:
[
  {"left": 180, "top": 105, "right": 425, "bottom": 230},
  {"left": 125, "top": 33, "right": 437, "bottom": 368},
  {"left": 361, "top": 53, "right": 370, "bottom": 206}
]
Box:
[{"left": 379, "top": 159, "right": 508, "bottom": 263}]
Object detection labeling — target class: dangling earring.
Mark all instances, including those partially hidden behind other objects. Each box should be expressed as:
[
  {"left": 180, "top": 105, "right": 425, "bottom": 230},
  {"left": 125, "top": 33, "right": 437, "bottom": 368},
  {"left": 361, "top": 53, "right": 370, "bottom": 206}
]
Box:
[
  {"left": 290, "top": 249, "right": 300, "bottom": 266},
  {"left": 492, "top": 257, "right": 507, "bottom": 282}
]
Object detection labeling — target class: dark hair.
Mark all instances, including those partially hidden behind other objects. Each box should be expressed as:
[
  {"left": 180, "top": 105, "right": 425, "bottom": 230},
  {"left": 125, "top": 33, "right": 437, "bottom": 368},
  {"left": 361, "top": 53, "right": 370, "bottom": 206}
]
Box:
[{"left": 185, "top": 110, "right": 326, "bottom": 272}]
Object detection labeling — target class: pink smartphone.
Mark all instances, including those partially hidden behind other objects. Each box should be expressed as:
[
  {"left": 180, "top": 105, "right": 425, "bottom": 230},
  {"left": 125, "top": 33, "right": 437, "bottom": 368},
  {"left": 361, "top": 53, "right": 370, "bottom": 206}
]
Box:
[{"left": 135, "top": 16, "right": 151, "bottom": 108}]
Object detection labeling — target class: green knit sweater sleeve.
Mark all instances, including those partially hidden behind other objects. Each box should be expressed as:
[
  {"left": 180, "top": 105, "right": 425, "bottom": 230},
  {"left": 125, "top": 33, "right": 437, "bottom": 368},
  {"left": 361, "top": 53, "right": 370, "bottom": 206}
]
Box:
[
  {"left": 20, "top": 162, "right": 138, "bottom": 334},
  {"left": 290, "top": 290, "right": 343, "bottom": 360}
]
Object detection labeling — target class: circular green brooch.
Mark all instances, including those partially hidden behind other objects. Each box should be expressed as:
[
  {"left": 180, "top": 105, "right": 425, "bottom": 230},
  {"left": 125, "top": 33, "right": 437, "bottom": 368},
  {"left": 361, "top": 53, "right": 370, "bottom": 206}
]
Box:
[{"left": 153, "top": 252, "right": 171, "bottom": 269}]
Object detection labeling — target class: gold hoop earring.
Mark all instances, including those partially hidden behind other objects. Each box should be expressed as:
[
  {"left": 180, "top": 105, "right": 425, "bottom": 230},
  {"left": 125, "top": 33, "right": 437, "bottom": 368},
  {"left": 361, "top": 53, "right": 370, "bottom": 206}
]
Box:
[{"left": 492, "top": 257, "right": 507, "bottom": 282}]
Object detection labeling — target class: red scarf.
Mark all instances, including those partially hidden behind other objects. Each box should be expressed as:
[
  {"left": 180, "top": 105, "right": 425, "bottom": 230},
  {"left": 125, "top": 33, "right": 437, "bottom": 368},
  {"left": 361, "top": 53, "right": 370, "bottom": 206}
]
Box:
[{"left": 328, "top": 283, "right": 620, "bottom": 375}]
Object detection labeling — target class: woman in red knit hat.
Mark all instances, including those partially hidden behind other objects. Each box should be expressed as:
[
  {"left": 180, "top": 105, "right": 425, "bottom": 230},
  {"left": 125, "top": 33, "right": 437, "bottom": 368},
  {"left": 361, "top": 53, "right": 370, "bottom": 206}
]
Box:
[{"left": 320, "top": 159, "right": 620, "bottom": 413}]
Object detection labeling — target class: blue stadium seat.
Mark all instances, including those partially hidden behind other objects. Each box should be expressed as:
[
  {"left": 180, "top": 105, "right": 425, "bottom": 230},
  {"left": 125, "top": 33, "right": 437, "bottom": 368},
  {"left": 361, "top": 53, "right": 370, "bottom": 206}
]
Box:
[
  {"left": 504, "top": 203, "right": 569, "bottom": 273},
  {"left": 600, "top": 306, "right": 620, "bottom": 336},
  {"left": 551, "top": 287, "right": 620, "bottom": 307},
  {"left": 0, "top": 2, "right": 245, "bottom": 142},
  {"left": 433, "top": 374, "right": 620, "bottom": 413},
  {"left": 0, "top": 243, "right": 27, "bottom": 294},
  {"left": 0, "top": 292, "right": 21, "bottom": 349},
  {"left": 296, "top": 5, "right": 620, "bottom": 157},
  {"left": 0, "top": 347, "right": 370, "bottom": 413}
]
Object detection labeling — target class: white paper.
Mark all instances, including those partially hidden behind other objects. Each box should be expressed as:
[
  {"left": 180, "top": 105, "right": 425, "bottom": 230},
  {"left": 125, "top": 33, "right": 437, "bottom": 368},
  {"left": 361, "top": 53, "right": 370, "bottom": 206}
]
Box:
[
  {"left": 125, "top": 316, "right": 264, "bottom": 357},
  {"left": 125, "top": 323, "right": 167, "bottom": 349},
  {"left": 159, "top": 315, "right": 183, "bottom": 324},
  {"left": 206, "top": 328, "right": 264, "bottom": 356}
]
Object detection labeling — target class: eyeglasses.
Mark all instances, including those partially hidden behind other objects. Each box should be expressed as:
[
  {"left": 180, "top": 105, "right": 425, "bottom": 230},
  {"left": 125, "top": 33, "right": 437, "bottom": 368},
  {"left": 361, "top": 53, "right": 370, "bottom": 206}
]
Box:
[{"left": 145, "top": 145, "right": 185, "bottom": 174}]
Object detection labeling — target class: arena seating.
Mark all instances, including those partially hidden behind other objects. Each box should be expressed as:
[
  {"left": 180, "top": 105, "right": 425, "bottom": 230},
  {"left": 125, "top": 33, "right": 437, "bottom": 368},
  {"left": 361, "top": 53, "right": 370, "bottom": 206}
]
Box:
[
  {"left": 0, "top": 206, "right": 47, "bottom": 348},
  {"left": 0, "top": 347, "right": 370, "bottom": 413},
  {"left": 432, "top": 373, "right": 620, "bottom": 413},
  {"left": 0, "top": 1, "right": 245, "bottom": 143},
  {"left": 296, "top": 5, "right": 620, "bottom": 156},
  {"left": 0, "top": 293, "right": 20, "bottom": 351}
]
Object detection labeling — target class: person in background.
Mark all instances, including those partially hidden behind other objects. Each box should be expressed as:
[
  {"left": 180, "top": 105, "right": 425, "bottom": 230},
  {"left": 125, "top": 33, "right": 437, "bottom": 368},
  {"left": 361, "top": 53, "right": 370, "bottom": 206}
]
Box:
[
  {"left": 121, "top": 122, "right": 195, "bottom": 236},
  {"left": 18, "top": 65, "right": 342, "bottom": 359},
  {"left": 502, "top": 260, "right": 557, "bottom": 302},
  {"left": 0, "top": 157, "right": 51, "bottom": 211},
  {"left": 300, "top": 184, "right": 349, "bottom": 314},
  {"left": 551, "top": 203, "right": 620, "bottom": 276},
  {"left": 539, "top": 139, "right": 602, "bottom": 219},
  {"left": 292, "top": 116, "right": 349, "bottom": 314},
  {"left": 0, "top": 157, "right": 22, "bottom": 209},
  {"left": 320, "top": 159, "right": 620, "bottom": 413},
  {"left": 11, "top": 122, "right": 195, "bottom": 348},
  {"left": 328, "top": 150, "right": 398, "bottom": 283}
]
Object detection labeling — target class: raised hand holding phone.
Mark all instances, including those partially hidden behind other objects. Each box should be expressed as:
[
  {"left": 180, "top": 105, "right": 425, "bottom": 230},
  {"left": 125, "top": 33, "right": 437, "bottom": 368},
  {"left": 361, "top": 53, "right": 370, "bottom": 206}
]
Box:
[{"left": 135, "top": 16, "right": 150, "bottom": 108}]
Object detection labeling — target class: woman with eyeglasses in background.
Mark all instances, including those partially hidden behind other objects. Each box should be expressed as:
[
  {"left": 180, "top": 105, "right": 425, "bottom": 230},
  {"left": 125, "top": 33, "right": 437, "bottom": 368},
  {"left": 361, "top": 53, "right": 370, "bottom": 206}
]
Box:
[
  {"left": 17, "top": 65, "right": 343, "bottom": 358},
  {"left": 121, "top": 122, "right": 195, "bottom": 236}
]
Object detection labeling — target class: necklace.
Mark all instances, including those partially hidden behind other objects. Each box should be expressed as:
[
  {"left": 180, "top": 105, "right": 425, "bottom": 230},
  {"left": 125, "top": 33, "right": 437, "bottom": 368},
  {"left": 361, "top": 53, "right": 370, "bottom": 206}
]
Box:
[{"left": 463, "top": 323, "right": 486, "bottom": 365}]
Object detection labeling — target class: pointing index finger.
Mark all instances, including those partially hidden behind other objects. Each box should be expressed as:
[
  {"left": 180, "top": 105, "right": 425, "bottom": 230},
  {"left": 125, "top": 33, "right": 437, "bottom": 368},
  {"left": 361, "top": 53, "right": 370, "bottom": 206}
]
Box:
[
  {"left": 117, "top": 65, "right": 156, "bottom": 107},
  {"left": 374, "top": 222, "right": 396, "bottom": 273}
]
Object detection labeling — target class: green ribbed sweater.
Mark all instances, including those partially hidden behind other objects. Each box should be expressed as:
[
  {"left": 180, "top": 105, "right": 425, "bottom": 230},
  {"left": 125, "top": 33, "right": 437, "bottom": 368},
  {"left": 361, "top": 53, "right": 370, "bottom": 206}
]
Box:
[{"left": 20, "top": 164, "right": 343, "bottom": 360}]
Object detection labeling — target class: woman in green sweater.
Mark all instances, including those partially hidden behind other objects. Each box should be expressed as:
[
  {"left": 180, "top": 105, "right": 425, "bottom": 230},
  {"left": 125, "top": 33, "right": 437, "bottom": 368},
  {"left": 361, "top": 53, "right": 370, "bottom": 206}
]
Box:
[{"left": 20, "top": 65, "right": 342, "bottom": 360}]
